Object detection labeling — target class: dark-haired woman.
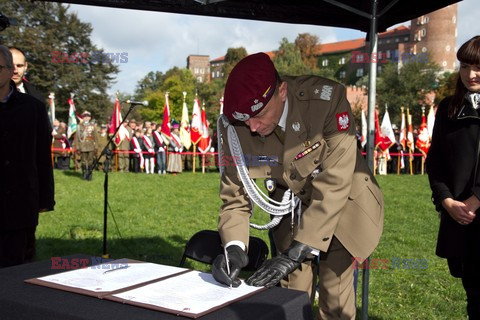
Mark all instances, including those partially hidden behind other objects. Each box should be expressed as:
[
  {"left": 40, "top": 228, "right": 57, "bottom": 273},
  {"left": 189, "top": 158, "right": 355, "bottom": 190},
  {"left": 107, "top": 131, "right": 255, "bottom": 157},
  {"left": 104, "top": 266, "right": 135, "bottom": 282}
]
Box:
[{"left": 427, "top": 36, "right": 480, "bottom": 319}]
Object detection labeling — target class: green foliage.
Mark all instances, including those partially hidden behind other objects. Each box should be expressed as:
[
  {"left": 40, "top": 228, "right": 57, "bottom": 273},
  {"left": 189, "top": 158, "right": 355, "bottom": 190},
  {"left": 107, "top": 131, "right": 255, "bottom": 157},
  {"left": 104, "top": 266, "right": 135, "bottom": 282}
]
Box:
[
  {"left": 273, "top": 38, "right": 312, "bottom": 76},
  {"left": 0, "top": 0, "right": 119, "bottom": 122},
  {"left": 136, "top": 67, "right": 221, "bottom": 129},
  {"left": 435, "top": 72, "right": 458, "bottom": 104},
  {"left": 37, "top": 172, "right": 465, "bottom": 319},
  {"left": 375, "top": 56, "right": 442, "bottom": 124},
  {"left": 222, "top": 47, "right": 248, "bottom": 80},
  {"left": 295, "top": 33, "right": 320, "bottom": 70}
]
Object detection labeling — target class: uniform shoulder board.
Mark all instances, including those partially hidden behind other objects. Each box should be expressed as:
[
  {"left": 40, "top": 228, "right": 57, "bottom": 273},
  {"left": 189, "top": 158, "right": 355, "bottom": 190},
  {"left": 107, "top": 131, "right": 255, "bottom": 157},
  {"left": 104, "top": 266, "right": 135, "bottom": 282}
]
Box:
[{"left": 292, "top": 76, "right": 341, "bottom": 102}]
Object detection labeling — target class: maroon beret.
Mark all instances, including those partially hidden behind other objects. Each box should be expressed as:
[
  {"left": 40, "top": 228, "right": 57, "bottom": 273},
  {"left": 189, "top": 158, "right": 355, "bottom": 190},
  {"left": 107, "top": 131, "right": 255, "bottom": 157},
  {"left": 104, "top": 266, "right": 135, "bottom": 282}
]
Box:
[{"left": 223, "top": 52, "right": 277, "bottom": 122}]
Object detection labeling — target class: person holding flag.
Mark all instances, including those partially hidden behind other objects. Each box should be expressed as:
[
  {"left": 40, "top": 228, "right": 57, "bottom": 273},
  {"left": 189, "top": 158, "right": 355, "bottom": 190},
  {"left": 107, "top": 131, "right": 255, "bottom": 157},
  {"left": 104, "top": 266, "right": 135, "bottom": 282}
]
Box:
[
  {"left": 109, "top": 98, "right": 130, "bottom": 172},
  {"left": 374, "top": 108, "right": 394, "bottom": 175},
  {"left": 406, "top": 107, "right": 415, "bottom": 174},
  {"left": 190, "top": 95, "right": 203, "bottom": 172},
  {"left": 180, "top": 91, "right": 192, "bottom": 170},
  {"left": 153, "top": 124, "right": 167, "bottom": 174},
  {"left": 167, "top": 121, "right": 183, "bottom": 175},
  {"left": 426, "top": 36, "right": 480, "bottom": 319},
  {"left": 415, "top": 106, "right": 430, "bottom": 174},
  {"left": 198, "top": 104, "right": 212, "bottom": 173}
]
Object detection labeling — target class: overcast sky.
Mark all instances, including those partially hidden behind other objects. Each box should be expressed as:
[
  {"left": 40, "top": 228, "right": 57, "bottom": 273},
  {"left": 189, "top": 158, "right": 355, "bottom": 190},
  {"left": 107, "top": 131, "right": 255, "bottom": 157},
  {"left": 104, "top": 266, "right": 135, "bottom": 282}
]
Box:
[{"left": 68, "top": 0, "right": 480, "bottom": 97}]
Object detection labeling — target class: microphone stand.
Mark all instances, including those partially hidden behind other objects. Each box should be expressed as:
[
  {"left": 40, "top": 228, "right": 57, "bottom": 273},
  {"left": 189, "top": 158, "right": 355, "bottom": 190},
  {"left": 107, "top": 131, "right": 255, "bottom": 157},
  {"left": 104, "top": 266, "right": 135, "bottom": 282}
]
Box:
[{"left": 89, "top": 102, "right": 137, "bottom": 259}]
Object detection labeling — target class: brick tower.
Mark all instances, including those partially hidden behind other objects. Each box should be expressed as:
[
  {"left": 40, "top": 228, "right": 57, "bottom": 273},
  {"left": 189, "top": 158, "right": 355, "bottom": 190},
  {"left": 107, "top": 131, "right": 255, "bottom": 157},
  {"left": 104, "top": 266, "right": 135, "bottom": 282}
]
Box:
[{"left": 409, "top": 4, "right": 458, "bottom": 72}]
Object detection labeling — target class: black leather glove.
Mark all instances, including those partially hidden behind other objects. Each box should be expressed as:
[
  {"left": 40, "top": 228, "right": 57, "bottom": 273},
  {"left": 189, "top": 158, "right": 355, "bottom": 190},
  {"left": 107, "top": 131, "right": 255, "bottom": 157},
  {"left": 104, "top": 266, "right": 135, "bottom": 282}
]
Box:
[
  {"left": 245, "top": 240, "right": 314, "bottom": 288},
  {"left": 212, "top": 245, "right": 249, "bottom": 288}
]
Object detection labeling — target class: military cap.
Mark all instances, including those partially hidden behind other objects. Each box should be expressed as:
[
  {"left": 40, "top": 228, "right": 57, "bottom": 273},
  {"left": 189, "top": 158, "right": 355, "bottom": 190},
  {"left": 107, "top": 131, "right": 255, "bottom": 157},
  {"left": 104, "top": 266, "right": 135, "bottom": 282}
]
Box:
[{"left": 223, "top": 52, "right": 277, "bottom": 122}]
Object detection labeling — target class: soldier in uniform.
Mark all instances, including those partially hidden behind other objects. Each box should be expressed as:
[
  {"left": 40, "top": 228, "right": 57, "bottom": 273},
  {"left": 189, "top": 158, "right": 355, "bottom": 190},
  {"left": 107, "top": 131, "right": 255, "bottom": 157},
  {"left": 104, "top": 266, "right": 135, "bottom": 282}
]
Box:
[
  {"left": 211, "top": 53, "right": 384, "bottom": 319},
  {"left": 117, "top": 120, "right": 132, "bottom": 172},
  {"left": 52, "top": 119, "right": 70, "bottom": 170},
  {"left": 74, "top": 111, "right": 98, "bottom": 180},
  {"left": 96, "top": 124, "right": 110, "bottom": 171}
]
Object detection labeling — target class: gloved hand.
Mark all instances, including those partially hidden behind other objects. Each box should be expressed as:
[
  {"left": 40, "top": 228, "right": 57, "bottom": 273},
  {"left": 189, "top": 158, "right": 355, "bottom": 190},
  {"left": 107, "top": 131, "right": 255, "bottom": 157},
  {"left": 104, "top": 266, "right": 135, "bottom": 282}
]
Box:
[
  {"left": 212, "top": 245, "right": 249, "bottom": 288},
  {"left": 245, "top": 240, "right": 314, "bottom": 288}
]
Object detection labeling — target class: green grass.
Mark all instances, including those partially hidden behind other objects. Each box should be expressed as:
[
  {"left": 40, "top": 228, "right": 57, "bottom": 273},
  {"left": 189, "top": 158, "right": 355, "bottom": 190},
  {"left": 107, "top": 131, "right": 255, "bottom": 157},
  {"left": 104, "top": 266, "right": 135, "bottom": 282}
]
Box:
[{"left": 36, "top": 171, "right": 466, "bottom": 319}]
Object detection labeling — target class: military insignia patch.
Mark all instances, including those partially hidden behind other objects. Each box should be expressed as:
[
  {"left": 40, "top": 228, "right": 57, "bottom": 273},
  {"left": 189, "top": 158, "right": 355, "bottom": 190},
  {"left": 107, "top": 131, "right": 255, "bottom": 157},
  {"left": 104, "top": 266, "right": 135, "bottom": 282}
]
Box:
[
  {"left": 320, "top": 85, "right": 333, "bottom": 101},
  {"left": 264, "top": 178, "right": 277, "bottom": 193},
  {"left": 292, "top": 122, "right": 300, "bottom": 132},
  {"left": 232, "top": 111, "right": 250, "bottom": 121},
  {"left": 336, "top": 112, "right": 350, "bottom": 131}
]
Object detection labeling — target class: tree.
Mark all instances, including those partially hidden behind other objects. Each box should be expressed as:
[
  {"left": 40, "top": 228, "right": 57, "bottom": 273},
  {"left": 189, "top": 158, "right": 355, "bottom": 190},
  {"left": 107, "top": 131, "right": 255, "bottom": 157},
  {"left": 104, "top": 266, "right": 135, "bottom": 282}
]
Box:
[
  {"left": 0, "top": 0, "right": 119, "bottom": 122},
  {"left": 435, "top": 72, "right": 457, "bottom": 104},
  {"left": 295, "top": 33, "right": 320, "bottom": 71},
  {"left": 222, "top": 47, "right": 247, "bottom": 80},
  {"left": 375, "top": 56, "right": 442, "bottom": 125},
  {"left": 134, "top": 71, "right": 166, "bottom": 99},
  {"left": 273, "top": 38, "right": 311, "bottom": 76}
]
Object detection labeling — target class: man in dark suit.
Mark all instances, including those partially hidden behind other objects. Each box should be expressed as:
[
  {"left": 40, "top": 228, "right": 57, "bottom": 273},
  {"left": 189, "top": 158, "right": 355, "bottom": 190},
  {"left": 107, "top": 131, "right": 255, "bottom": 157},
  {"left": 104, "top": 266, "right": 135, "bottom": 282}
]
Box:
[
  {"left": 9, "top": 46, "right": 45, "bottom": 104},
  {"left": 0, "top": 45, "right": 55, "bottom": 268}
]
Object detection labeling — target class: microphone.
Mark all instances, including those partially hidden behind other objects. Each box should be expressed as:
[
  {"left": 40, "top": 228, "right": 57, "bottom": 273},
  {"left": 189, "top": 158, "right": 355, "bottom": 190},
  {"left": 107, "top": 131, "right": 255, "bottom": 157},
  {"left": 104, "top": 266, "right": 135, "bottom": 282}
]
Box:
[{"left": 124, "top": 100, "right": 149, "bottom": 106}]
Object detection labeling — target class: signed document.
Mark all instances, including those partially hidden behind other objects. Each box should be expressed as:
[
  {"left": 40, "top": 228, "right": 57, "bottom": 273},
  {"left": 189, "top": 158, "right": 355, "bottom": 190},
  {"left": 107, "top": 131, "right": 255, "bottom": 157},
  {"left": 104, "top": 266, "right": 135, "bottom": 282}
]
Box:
[
  {"left": 26, "top": 260, "right": 189, "bottom": 297},
  {"left": 26, "top": 260, "right": 265, "bottom": 318},
  {"left": 110, "top": 271, "right": 265, "bottom": 318}
]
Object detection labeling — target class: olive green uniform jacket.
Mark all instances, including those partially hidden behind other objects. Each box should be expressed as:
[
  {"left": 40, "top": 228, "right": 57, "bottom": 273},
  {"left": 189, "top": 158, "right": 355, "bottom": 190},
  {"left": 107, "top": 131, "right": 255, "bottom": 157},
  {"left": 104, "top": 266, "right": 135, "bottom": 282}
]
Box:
[{"left": 218, "top": 76, "right": 384, "bottom": 260}]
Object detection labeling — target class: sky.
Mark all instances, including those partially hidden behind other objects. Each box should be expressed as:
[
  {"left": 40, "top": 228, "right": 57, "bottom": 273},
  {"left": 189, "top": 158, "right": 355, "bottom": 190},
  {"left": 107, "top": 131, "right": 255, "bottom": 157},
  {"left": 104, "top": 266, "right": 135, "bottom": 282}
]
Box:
[{"left": 68, "top": 0, "right": 480, "bottom": 97}]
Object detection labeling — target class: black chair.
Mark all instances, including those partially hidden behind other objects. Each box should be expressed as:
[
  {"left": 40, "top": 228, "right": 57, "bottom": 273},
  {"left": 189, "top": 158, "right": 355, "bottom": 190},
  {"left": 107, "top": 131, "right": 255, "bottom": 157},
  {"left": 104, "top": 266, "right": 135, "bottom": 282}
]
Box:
[{"left": 179, "top": 229, "right": 269, "bottom": 271}]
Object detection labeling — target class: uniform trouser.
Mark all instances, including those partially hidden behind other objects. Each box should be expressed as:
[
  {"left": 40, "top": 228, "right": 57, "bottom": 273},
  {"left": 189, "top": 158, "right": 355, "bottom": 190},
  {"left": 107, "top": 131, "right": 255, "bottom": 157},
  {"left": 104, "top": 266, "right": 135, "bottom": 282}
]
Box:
[
  {"left": 80, "top": 151, "right": 95, "bottom": 167},
  {"left": 118, "top": 151, "right": 129, "bottom": 172},
  {"left": 272, "top": 217, "right": 355, "bottom": 320}
]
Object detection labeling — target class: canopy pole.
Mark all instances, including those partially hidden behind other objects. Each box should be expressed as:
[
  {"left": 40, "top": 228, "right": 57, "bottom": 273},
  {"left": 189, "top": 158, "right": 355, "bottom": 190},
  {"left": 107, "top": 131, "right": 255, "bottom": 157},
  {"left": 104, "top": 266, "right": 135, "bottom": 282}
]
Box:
[{"left": 363, "top": 0, "right": 378, "bottom": 318}]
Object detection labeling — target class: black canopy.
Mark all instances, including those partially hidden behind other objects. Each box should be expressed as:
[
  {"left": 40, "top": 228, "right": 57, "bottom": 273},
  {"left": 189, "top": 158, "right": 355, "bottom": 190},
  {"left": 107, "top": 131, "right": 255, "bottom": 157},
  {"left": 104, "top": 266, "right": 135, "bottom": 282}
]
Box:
[{"left": 35, "top": 0, "right": 460, "bottom": 33}]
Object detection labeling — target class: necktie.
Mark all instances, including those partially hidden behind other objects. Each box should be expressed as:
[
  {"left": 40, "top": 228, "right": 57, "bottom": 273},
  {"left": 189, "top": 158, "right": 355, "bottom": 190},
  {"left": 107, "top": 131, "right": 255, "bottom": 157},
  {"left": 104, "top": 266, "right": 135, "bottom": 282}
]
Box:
[{"left": 274, "top": 126, "right": 285, "bottom": 144}]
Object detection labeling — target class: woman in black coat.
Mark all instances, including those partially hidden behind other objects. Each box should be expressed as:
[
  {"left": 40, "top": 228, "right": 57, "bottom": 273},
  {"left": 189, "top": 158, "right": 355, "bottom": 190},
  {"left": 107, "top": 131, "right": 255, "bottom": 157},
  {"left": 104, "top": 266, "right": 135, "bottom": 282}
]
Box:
[{"left": 427, "top": 36, "right": 480, "bottom": 319}]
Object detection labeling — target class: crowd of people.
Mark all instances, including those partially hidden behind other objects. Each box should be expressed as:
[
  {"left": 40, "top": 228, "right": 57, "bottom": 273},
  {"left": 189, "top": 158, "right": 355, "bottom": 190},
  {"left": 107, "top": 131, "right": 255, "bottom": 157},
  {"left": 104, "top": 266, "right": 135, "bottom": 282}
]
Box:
[{"left": 52, "top": 117, "right": 217, "bottom": 179}]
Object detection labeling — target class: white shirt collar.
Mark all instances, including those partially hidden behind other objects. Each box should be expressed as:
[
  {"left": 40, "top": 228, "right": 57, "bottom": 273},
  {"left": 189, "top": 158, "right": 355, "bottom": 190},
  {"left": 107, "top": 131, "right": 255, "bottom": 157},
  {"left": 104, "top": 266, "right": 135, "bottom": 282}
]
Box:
[
  {"left": 17, "top": 82, "right": 26, "bottom": 93},
  {"left": 277, "top": 98, "right": 289, "bottom": 132}
]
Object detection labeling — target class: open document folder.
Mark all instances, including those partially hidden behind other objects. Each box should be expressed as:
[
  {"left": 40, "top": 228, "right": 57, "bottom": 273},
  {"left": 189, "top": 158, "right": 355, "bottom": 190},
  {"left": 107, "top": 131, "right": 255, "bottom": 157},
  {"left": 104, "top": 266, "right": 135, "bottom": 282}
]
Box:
[{"left": 25, "top": 259, "right": 265, "bottom": 318}]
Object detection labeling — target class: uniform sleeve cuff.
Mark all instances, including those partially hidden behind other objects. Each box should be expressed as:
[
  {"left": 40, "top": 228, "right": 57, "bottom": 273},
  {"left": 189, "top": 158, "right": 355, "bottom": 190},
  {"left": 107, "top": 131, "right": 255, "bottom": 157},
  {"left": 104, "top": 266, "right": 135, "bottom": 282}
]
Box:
[{"left": 225, "top": 240, "right": 246, "bottom": 251}]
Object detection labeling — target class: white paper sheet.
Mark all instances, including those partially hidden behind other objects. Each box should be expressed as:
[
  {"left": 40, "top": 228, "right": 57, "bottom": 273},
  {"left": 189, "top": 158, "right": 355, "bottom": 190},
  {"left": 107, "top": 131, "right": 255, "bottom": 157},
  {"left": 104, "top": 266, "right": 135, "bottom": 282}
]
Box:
[
  {"left": 38, "top": 260, "right": 187, "bottom": 292},
  {"left": 113, "top": 271, "right": 264, "bottom": 315}
]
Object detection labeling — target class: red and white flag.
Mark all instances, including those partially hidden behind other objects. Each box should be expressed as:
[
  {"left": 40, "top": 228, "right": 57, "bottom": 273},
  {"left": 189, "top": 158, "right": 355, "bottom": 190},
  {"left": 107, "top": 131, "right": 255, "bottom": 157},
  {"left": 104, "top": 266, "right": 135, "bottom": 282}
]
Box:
[
  {"left": 109, "top": 98, "right": 129, "bottom": 146},
  {"left": 190, "top": 98, "right": 202, "bottom": 145},
  {"left": 416, "top": 108, "right": 431, "bottom": 157},
  {"left": 374, "top": 109, "right": 392, "bottom": 152},
  {"left": 180, "top": 94, "right": 192, "bottom": 150},
  {"left": 361, "top": 109, "right": 367, "bottom": 148},
  {"left": 406, "top": 108, "right": 414, "bottom": 152},
  {"left": 399, "top": 107, "right": 407, "bottom": 151},
  {"left": 161, "top": 93, "right": 171, "bottom": 141},
  {"left": 380, "top": 107, "right": 396, "bottom": 149},
  {"left": 198, "top": 107, "right": 211, "bottom": 154}
]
